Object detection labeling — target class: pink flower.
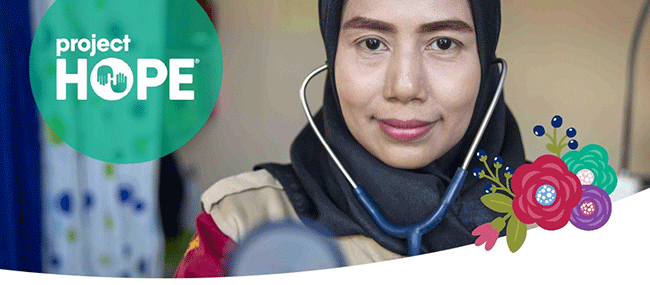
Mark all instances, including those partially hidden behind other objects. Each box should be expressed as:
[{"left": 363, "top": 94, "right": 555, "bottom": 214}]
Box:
[{"left": 472, "top": 223, "right": 499, "bottom": 251}]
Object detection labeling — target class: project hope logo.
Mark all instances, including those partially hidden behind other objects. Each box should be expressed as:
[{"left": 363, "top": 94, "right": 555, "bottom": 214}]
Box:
[
  {"left": 30, "top": 0, "right": 222, "bottom": 164},
  {"left": 56, "top": 34, "right": 196, "bottom": 101}
]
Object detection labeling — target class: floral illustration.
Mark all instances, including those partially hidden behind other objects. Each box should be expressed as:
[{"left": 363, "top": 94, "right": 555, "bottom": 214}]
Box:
[
  {"left": 562, "top": 144, "right": 618, "bottom": 194},
  {"left": 471, "top": 150, "right": 527, "bottom": 253},
  {"left": 570, "top": 185, "right": 612, "bottom": 230},
  {"left": 511, "top": 155, "right": 582, "bottom": 230},
  {"left": 471, "top": 115, "right": 618, "bottom": 253},
  {"left": 533, "top": 115, "right": 579, "bottom": 157},
  {"left": 472, "top": 220, "right": 503, "bottom": 251}
]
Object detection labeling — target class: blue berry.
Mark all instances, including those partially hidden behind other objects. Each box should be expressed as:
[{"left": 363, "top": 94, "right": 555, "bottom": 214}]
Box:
[
  {"left": 483, "top": 184, "right": 493, "bottom": 193},
  {"left": 493, "top": 156, "right": 503, "bottom": 165},
  {"left": 473, "top": 168, "right": 482, "bottom": 177},
  {"left": 566, "top": 127, "right": 577, "bottom": 138},
  {"left": 551, "top": 115, "right": 563, "bottom": 128},
  {"left": 504, "top": 166, "right": 514, "bottom": 174},
  {"left": 476, "top": 149, "right": 487, "bottom": 159},
  {"left": 568, "top": 139, "right": 579, "bottom": 150},
  {"left": 533, "top": 125, "right": 545, "bottom": 137}
]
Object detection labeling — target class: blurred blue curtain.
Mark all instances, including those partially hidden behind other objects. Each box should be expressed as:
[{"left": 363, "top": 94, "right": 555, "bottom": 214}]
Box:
[{"left": 0, "top": 0, "right": 42, "bottom": 272}]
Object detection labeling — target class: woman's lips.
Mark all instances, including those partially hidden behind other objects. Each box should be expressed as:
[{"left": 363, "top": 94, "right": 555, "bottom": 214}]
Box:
[{"left": 378, "top": 119, "right": 435, "bottom": 141}]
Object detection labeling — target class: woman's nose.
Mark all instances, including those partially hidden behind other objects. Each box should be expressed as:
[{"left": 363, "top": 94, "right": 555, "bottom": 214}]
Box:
[{"left": 385, "top": 50, "right": 426, "bottom": 103}]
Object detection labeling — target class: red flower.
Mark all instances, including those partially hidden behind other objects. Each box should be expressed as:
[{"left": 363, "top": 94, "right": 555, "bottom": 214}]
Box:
[
  {"left": 511, "top": 155, "right": 582, "bottom": 230},
  {"left": 472, "top": 223, "right": 499, "bottom": 251}
]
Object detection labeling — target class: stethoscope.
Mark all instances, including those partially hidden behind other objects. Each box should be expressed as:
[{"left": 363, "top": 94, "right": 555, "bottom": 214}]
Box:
[{"left": 300, "top": 59, "right": 507, "bottom": 256}]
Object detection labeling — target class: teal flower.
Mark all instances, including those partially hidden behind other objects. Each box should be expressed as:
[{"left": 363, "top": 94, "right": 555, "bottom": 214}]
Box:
[{"left": 562, "top": 144, "right": 617, "bottom": 194}]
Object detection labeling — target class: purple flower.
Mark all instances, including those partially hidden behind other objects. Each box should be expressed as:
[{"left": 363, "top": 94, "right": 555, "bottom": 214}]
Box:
[{"left": 570, "top": 185, "right": 612, "bottom": 230}]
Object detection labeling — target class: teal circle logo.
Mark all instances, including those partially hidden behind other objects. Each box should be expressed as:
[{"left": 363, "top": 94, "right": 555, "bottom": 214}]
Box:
[{"left": 30, "top": 0, "right": 222, "bottom": 164}]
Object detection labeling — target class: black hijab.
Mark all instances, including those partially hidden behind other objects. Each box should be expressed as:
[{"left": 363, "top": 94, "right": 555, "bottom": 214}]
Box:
[{"left": 256, "top": 0, "right": 526, "bottom": 255}]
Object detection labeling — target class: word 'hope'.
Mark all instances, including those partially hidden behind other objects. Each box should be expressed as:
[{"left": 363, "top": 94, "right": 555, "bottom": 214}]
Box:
[{"left": 56, "top": 57, "right": 195, "bottom": 101}]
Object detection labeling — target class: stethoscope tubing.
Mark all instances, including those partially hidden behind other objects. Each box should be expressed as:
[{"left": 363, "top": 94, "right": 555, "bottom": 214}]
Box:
[{"left": 300, "top": 59, "right": 507, "bottom": 256}]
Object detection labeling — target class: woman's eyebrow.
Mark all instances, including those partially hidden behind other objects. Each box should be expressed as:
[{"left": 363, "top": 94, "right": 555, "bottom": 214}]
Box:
[
  {"left": 341, "top": 16, "right": 473, "bottom": 34},
  {"left": 418, "top": 20, "right": 474, "bottom": 33},
  {"left": 341, "top": 16, "right": 395, "bottom": 33}
]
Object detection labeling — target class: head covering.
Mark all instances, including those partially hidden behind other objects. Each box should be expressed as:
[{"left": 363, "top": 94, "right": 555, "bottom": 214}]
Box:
[{"left": 256, "top": 0, "right": 526, "bottom": 255}]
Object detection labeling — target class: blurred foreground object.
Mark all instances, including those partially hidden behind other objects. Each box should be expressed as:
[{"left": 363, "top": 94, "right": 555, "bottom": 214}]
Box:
[{"left": 227, "top": 221, "right": 344, "bottom": 276}]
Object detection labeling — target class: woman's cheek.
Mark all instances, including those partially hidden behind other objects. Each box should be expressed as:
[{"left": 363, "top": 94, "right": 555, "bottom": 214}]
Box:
[
  {"left": 432, "top": 68, "right": 480, "bottom": 141},
  {"left": 432, "top": 62, "right": 479, "bottom": 105},
  {"left": 335, "top": 77, "right": 369, "bottom": 138},
  {"left": 449, "top": 75, "right": 479, "bottom": 128},
  {"left": 337, "top": 65, "right": 384, "bottom": 112}
]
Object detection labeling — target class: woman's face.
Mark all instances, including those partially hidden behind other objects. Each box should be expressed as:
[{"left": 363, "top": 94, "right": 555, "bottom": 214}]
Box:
[{"left": 335, "top": 0, "right": 481, "bottom": 169}]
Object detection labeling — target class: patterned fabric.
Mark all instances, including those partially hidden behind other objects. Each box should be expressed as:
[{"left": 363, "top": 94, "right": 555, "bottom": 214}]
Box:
[
  {"left": 31, "top": 0, "right": 165, "bottom": 277},
  {"left": 41, "top": 134, "right": 164, "bottom": 277}
]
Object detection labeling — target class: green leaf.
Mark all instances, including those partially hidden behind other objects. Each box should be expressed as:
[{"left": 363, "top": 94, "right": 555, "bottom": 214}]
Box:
[
  {"left": 491, "top": 217, "right": 506, "bottom": 232},
  {"left": 546, "top": 143, "right": 556, "bottom": 153},
  {"left": 480, "top": 193, "right": 513, "bottom": 213},
  {"left": 506, "top": 215, "right": 527, "bottom": 253}
]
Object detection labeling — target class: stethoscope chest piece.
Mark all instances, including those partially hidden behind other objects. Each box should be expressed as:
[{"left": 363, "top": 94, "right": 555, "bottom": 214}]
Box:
[{"left": 227, "top": 221, "right": 345, "bottom": 276}]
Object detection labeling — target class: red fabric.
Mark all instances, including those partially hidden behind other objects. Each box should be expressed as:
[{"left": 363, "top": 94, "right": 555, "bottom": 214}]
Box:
[{"left": 174, "top": 211, "right": 235, "bottom": 278}]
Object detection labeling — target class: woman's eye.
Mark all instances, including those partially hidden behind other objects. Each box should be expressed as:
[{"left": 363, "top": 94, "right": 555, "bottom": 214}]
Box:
[
  {"left": 429, "top": 38, "right": 458, "bottom": 51},
  {"left": 361, "top": 38, "right": 385, "bottom": 51}
]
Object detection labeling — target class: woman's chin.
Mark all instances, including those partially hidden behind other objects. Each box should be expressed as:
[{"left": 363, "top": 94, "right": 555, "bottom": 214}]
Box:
[{"left": 376, "top": 150, "right": 438, "bottom": 170}]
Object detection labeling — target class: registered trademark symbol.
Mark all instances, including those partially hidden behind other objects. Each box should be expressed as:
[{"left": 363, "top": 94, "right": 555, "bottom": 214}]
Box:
[{"left": 195, "top": 58, "right": 200, "bottom": 64}]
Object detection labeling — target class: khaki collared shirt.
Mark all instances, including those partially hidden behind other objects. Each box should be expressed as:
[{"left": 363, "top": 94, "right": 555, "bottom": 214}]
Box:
[{"left": 200, "top": 169, "right": 404, "bottom": 266}]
